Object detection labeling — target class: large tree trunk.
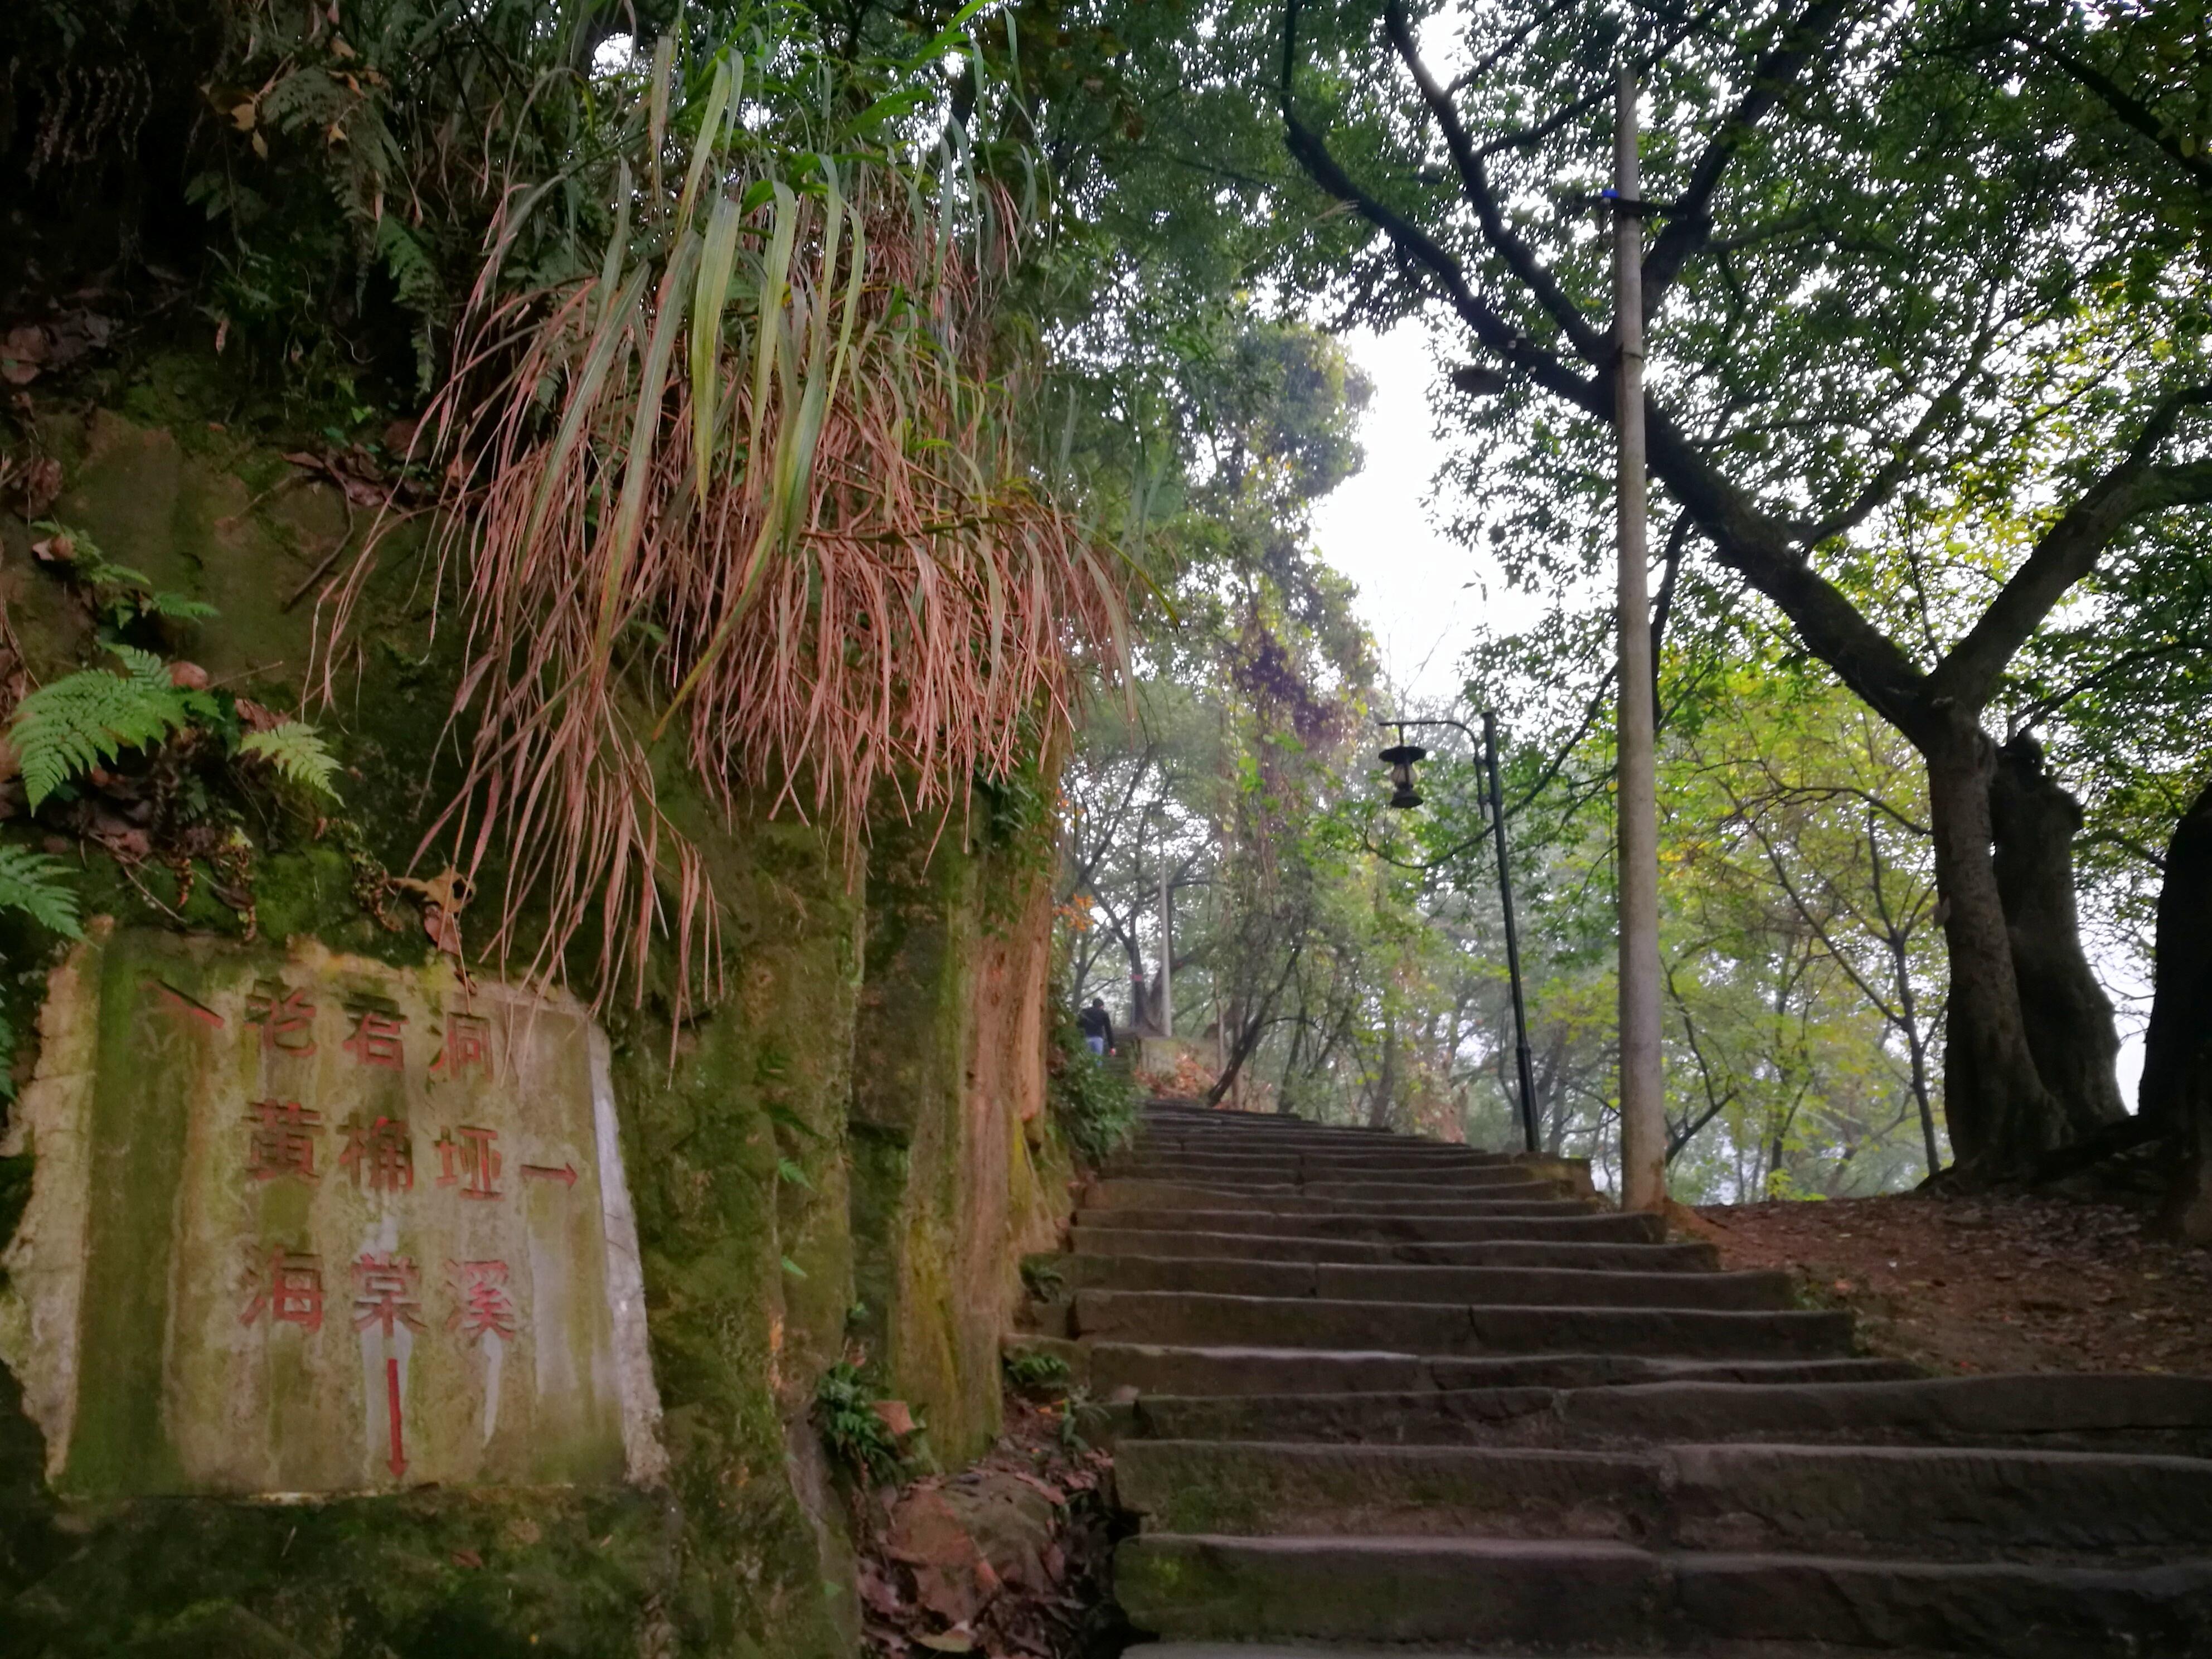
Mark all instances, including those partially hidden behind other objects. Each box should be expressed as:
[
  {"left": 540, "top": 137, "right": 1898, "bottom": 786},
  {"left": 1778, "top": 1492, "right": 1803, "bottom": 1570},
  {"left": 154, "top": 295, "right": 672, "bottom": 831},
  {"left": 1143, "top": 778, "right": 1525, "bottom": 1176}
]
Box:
[
  {"left": 2150, "top": 779, "right": 2212, "bottom": 1239},
  {"left": 1924, "top": 715, "right": 2067, "bottom": 1174},
  {"left": 1989, "top": 735, "right": 2127, "bottom": 1139},
  {"left": 1369, "top": 1011, "right": 1398, "bottom": 1130}
]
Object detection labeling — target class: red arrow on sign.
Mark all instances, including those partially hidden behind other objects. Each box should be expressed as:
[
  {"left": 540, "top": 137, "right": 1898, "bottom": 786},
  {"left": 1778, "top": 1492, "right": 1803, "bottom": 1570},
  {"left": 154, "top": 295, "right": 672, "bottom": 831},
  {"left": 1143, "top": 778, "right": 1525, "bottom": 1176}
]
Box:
[
  {"left": 384, "top": 1355, "right": 408, "bottom": 1478},
  {"left": 521, "top": 1162, "right": 578, "bottom": 1188}
]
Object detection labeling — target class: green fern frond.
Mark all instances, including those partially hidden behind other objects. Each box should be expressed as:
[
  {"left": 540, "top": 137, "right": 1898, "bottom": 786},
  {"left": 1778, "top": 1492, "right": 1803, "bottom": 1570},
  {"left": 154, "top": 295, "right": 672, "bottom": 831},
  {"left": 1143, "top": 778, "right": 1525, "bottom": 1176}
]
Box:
[
  {"left": 109, "top": 643, "right": 174, "bottom": 692},
  {"left": 7, "top": 647, "right": 201, "bottom": 810},
  {"left": 377, "top": 217, "right": 442, "bottom": 317},
  {"left": 237, "top": 720, "right": 341, "bottom": 798},
  {"left": 0, "top": 1007, "right": 13, "bottom": 1102},
  {"left": 144, "top": 591, "right": 221, "bottom": 622},
  {"left": 0, "top": 845, "right": 84, "bottom": 939}
]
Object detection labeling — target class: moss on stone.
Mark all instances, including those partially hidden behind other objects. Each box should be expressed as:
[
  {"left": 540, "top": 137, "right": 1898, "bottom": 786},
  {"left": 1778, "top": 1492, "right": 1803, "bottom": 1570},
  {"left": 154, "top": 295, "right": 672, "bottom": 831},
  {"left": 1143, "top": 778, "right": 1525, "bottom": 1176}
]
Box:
[{"left": 1, "top": 389, "right": 1074, "bottom": 1657}]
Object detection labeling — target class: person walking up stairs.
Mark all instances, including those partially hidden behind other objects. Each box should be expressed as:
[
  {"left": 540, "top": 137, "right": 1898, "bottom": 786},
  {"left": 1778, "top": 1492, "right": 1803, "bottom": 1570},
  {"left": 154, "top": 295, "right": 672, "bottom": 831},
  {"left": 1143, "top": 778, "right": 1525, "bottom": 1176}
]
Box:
[{"left": 1013, "top": 1102, "right": 2212, "bottom": 1656}]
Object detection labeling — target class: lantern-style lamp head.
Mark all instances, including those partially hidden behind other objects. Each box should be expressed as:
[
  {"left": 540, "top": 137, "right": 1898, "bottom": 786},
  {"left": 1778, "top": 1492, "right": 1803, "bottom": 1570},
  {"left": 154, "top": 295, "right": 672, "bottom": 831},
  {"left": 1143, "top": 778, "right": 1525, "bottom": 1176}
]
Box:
[{"left": 1378, "top": 743, "right": 1427, "bottom": 809}]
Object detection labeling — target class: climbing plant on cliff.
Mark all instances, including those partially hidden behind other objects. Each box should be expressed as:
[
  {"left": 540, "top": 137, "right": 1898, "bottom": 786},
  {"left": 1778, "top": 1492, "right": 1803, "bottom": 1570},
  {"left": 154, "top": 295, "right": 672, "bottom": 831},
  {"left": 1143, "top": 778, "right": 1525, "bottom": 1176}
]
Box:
[{"left": 321, "top": 14, "right": 1127, "bottom": 1008}]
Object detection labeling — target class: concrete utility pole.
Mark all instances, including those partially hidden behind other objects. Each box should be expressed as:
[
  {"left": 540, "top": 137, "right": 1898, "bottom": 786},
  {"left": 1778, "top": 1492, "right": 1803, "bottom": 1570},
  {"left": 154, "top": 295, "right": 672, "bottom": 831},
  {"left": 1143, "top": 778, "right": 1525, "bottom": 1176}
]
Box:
[
  {"left": 1613, "top": 66, "right": 1666, "bottom": 1211},
  {"left": 1158, "top": 813, "right": 1173, "bottom": 1038}
]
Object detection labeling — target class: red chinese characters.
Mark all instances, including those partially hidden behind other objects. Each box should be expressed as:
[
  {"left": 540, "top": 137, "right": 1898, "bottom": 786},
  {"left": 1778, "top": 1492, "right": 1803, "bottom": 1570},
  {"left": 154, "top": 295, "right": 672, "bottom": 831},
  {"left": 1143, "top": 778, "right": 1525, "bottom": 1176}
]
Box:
[
  {"left": 446, "top": 1260, "right": 518, "bottom": 1344},
  {"left": 433, "top": 1124, "right": 503, "bottom": 1200},
  {"left": 342, "top": 1003, "right": 408, "bottom": 1069},
  {"left": 338, "top": 1114, "right": 415, "bottom": 1192},
  {"left": 430, "top": 1012, "right": 493, "bottom": 1080},
  {"left": 350, "top": 1251, "right": 427, "bottom": 1338},
  {"left": 241, "top": 1247, "right": 325, "bottom": 1332},
  {"left": 243, "top": 1099, "right": 324, "bottom": 1183},
  {"left": 149, "top": 980, "right": 224, "bottom": 1029},
  {"left": 244, "top": 983, "right": 318, "bottom": 1055}
]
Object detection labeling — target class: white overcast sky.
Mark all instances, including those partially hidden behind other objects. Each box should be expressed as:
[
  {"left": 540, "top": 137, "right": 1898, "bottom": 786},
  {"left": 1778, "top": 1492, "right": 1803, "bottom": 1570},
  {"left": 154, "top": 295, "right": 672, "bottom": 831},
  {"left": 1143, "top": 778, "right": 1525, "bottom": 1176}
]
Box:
[{"left": 1309, "top": 320, "right": 1544, "bottom": 710}]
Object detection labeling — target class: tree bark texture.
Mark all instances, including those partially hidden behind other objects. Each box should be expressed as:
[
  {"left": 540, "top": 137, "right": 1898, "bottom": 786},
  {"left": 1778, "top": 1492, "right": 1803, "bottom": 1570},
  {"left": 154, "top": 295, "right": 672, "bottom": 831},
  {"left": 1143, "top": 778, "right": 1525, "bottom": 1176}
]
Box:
[
  {"left": 1925, "top": 717, "right": 2068, "bottom": 1172},
  {"left": 2147, "top": 779, "right": 2212, "bottom": 1239},
  {"left": 1989, "top": 735, "right": 2128, "bottom": 1139},
  {"left": 1369, "top": 1012, "right": 1398, "bottom": 1130}
]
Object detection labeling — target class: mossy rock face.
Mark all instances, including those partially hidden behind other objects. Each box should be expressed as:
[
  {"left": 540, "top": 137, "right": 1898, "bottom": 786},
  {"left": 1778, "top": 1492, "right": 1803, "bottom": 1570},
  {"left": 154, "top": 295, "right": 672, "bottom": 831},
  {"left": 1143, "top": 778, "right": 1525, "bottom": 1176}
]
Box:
[
  {"left": 9, "top": 1484, "right": 672, "bottom": 1659},
  {"left": 846, "top": 809, "right": 1071, "bottom": 1467},
  {"left": 2, "top": 391, "right": 1066, "bottom": 1656}
]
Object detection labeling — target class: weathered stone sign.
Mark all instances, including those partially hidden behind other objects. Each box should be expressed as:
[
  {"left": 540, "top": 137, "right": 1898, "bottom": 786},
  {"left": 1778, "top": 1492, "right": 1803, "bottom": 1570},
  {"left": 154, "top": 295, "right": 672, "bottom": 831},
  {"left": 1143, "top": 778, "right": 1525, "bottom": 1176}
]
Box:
[{"left": 0, "top": 925, "right": 664, "bottom": 1497}]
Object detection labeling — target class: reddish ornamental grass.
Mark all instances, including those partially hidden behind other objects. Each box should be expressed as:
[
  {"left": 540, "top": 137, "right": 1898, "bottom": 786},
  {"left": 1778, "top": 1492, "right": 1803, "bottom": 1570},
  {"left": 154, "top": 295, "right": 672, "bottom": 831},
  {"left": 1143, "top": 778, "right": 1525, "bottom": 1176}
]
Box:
[{"left": 322, "top": 52, "right": 1126, "bottom": 1010}]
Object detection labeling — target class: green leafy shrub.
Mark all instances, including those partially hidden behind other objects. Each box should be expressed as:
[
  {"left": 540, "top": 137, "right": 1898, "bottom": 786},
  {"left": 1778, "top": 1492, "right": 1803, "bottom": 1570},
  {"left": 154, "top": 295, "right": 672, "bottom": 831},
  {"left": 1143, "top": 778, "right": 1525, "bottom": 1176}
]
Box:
[
  {"left": 813, "top": 1362, "right": 904, "bottom": 1484},
  {"left": 1046, "top": 1005, "right": 1142, "bottom": 1166},
  {"left": 1003, "top": 1349, "right": 1071, "bottom": 1396},
  {"left": 1058, "top": 1386, "right": 1110, "bottom": 1454}
]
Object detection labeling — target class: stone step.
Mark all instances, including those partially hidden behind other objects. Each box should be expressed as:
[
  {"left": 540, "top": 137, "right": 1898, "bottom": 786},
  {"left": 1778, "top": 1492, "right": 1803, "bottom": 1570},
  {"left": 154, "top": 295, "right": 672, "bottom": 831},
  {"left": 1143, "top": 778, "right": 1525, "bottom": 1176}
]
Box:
[
  {"left": 1071, "top": 1290, "right": 1856, "bottom": 1361},
  {"left": 1088, "top": 1346, "right": 1913, "bottom": 1400},
  {"left": 1080, "top": 1186, "right": 1588, "bottom": 1217},
  {"left": 1116, "top": 1535, "right": 1668, "bottom": 1647},
  {"left": 1116, "top": 1438, "right": 2212, "bottom": 1554},
  {"left": 1075, "top": 1207, "right": 1665, "bottom": 1245},
  {"left": 1136, "top": 1117, "right": 1400, "bottom": 1138},
  {"left": 1127, "top": 1143, "right": 1491, "bottom": 1164},
  {"left": 1048, "top": 1253, "right": 1797, "bottom": 1310},
  {"left": 1118, "top": 1439, "right": 1660, "bottom": 1539},
  {"left": 1117, "top": 1141, "right": 1516, "bottom": 1163},
  {"left": 1065, "top": 1229, "right": 1719, "bottom": 1272},
  {"left": 1128, "top": 1125, "right": 1502, "bottom": 1146},
  {"left": 1102, "top": 1168, "right": 1560, "bottom": 1194},
  {"left": 1115, "top": 1535, "right": 2212, "bottom": 1653},
  {"left": 1665, "top": 1442, "right": 2212, "bottom": 1556},
  {"left": 1103, "top": 1158, "right": 1525, "bottom": 1183},
  {"left": 1124, "top": 1647, "right": 1894, "bottom": 1659},
  {"left": 1546, "top": 1374, "right": 2212, "bottom": 1457},
  {"left": 1084, "top": 1178, "right": 1572, "bottom": 1211},
  {"left": 1118, "top": 1373, "right": 2212, "bottom": 1454}
]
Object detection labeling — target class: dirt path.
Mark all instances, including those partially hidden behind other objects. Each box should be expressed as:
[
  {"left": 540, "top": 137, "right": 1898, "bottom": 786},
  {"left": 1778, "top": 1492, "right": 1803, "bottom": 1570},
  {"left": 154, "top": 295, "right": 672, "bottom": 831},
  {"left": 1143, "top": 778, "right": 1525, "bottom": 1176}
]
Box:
[{"left": 1691, "top": 1191, "right": 2212, "bottom": 1377}]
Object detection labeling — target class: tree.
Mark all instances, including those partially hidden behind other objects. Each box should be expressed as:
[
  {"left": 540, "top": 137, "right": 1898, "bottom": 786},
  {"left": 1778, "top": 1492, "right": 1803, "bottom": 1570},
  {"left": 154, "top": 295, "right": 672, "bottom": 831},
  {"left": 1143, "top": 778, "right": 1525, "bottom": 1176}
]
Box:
[
  {"left": 2146, "top": 780, "right": 2212, "bottom": 1238},
  {"left": 1273, "top": 0, "right": 2212, "bottom": 1177}
]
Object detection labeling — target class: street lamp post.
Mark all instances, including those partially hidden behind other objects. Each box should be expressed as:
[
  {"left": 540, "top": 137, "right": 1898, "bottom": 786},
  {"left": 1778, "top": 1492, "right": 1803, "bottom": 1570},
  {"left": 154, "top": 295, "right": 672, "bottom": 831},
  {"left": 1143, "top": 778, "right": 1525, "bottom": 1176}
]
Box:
[{"left": 1376, "top": 715, "right": 1541, "bottom": 1155}]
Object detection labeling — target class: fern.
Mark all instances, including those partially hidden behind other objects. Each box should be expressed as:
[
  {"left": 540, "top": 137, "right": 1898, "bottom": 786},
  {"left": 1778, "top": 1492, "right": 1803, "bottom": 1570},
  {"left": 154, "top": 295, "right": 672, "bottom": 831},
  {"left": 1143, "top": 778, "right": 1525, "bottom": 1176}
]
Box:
[
  {"left": 0, "top": 846, "right": 84, "bottom": 939},
  {"left": 377, "top": 217, "right": 442, "bottom": 317},
  {"left": 237, "top": 720, "right": 341, "bottom": 798},
  {"left": 28, "top": 524, "right": 215, "bottom": 628},
  {"left": 139, "top": 589, "right": 221, "bottom": 623},
  {"left": 8, "top": 646, "right": 212, "bottom": 810}
]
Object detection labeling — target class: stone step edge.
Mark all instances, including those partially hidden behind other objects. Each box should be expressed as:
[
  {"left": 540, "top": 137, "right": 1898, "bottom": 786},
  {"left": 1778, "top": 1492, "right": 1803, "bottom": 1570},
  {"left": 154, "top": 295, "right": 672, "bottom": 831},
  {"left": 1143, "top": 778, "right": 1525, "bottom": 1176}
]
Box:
[
  {"left": 1123, "top": 1647, "right": 1910, "bottom": 1659},
  {"left": 1062, "top": 1232, "right": 1714, "bottom": 1265},
  {"left": 1073, "top": 1288, "right": 1844, "bottom": 1325},
  {"left": 1118, "top": 1435, "right": 2212, "bottom": 1476},
  {"left": 1115, "top": 1536, "right": 2212, "bottom": 1650},
  {"left": 1051, "top": 1251, "right": 1783, "bottom": 1288},
  {"left": 1005, "top": 1335, "right": 1904, "bottom": 1380}
]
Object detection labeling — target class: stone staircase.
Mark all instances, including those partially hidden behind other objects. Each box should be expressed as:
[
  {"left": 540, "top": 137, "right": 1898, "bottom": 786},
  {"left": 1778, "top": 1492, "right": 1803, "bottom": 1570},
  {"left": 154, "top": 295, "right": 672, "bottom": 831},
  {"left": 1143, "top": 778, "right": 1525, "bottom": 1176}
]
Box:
[{"left": 1014, "top": 1102, "right": 2212, "bottom": 1657}]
